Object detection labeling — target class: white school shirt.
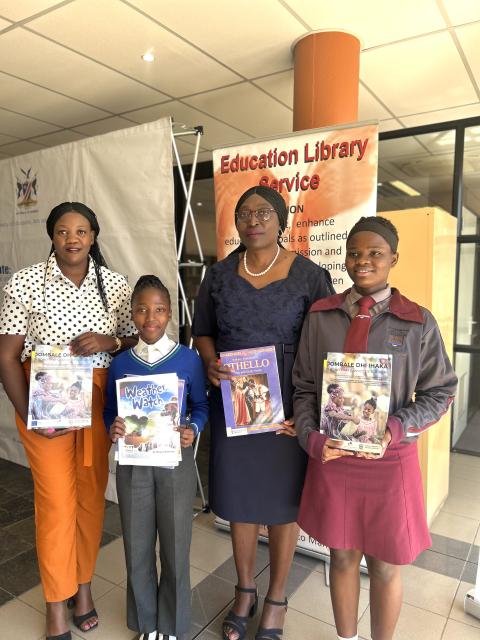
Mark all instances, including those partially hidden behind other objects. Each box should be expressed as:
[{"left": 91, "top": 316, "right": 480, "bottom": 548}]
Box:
[
  {"left": 133, "top": 335, "right": 199, "bottom": 436},
  {"left": 134, "top": 334, "right": 176, "bottom": 363},
  {"left": 0, "top": 254, "right": 136, "bottom": 368}
]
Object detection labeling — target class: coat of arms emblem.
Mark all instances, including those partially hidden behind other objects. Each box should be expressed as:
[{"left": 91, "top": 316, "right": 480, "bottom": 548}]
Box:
[{"left": 16, "top": 168, "right": 38, "bottom": 207}]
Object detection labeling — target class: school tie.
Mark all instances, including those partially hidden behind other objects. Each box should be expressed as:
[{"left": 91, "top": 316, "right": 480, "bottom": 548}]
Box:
[{"left": 343, "top": 295, "right": 376, "bottom": 353}]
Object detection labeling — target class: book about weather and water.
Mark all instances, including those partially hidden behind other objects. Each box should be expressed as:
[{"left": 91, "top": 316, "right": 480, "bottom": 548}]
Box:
[
  {"left": 320, "top": 352, "right": 392, "bottom": 454},
  {"left": 220, "top": 345, "right": 284, "bottom": 437},
  {"left": 27, "top": 345, "right": 93, "bottom": 430},
  {"left": 116, "top": 373, "right": 181, "bottom": 466}
]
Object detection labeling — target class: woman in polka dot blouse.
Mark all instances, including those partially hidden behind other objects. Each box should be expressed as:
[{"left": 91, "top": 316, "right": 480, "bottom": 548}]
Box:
[{"left": 0, "top": 202, "right": 137, "bottom": 640}]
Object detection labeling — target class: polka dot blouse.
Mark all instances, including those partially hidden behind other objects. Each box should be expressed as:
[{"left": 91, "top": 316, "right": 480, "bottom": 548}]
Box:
[{"left": 0, "top": 254, "right": 136, "bottom": 368}]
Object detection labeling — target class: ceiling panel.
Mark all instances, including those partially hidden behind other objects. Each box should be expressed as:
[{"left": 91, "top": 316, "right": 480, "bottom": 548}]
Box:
[
  {"left": 361, "top": 31, "right": 477, "bottom": 116},
  {"left": 129, "top": 0, "right": 305, "bottom": 77},
  {"left": 379, "top": 137, "right": 426, "bottom": 159},
  {"left": 358, "top": 84, "right": 392, "bottom": 121},
  {"left": 400, "top": 103, "right": 480, "bottom": 128},
  {"left": 0, "top": 139, "right": 45, "bottom": 155},
  {"left": 253, "top": 70, "right": 293, "bottom": 107},
  {"left": 456, "top": 23, "right": 480, "bottom": 88},
  {"left": 125, "top": 101, "right": 253, "bottom": 150},
  {"left": 29, "top": 0, "right": 241, "bottom": 96},
  {"left": 0, "top": 132, "right": 18, "bottom": 145},
  {"left": 0, "top": 28, "right": 166, "bottom": 111},
  {"left": 0, "top": 72, "right": 108, "bottom": 127},
  {"left": 0, "top": 0, "right": 64, "bottom": 22},
  {"left": 0, "top": 106, "right": 60, "bottom": 137},
  {"left": 30, "top": 129, "right": 86, "bottom": 147},
  {"left": 379, "top": 118, "right": 403, "bottom": 133},
  {"left": 72, "top": 116, "right": 138, "bottom": 137},
  {"left": 284, "top": 0, "right": 445, "bottom": 49},
  {"left": 184, "top": 83, "right": 293, "bottom": 138},
  {"left": 442, "top": 0, "right": 480, "bottom": 26}
]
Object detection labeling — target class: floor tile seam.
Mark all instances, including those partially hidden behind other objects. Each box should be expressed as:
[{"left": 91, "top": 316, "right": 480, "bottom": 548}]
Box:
[
  {"left": 0, "top": 541, "right": 36, "bottom": 565},
  {"left": 438, "top": 615, "right": 450, "bottom": 639},
  {"left": 92, "top": 570, "right": 125, "bottom": 590}
]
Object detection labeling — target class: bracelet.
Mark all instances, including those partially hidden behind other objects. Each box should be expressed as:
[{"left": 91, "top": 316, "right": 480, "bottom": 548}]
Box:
[{"left": 111, "top": 336, "right": 122, "bottom": 353}]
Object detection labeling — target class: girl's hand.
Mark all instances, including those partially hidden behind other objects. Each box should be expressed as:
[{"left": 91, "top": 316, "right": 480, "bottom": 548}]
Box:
[
  {"left": 321, "top": 438, "right": 355, "bottom": 463},
  {"left": 206, "top": 358, "right": 233, "bottom": 387},
  {"left": 355, "top": 428, "right": 392, "bottom": 460},
  {"left": 110, "top": 417, "right": 126, "bottom": 443},
  {"left": 177, "top": 425, "right": 194, "bottom": 448},
  {"left": 70, "top": 332, "right": 117, "bottom": 356},
  {"left": 35, "top": 427, "right": 80, "bottom": 439},
  {"left": 276, "top": 417, "right": 296, "bottom": 437}
]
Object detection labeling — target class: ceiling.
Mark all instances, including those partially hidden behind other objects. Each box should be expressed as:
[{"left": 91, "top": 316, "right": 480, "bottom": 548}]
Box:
[{"left": 0, "top": 0, "right": 479, "bottom": 168}]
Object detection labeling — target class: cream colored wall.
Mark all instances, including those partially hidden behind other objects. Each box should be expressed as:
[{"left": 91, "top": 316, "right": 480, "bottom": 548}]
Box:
[{"left": 383, "top": 208, "right": 456, "bottom": 524}]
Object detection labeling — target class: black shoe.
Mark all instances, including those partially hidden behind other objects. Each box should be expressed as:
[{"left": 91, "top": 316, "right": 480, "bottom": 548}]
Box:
[
  {"left": 46, "top": 633, "right": 72, "bottom": 640},
  {"left": 72, "top": 608, "right": 98, "bottom": 633},
  {"left": 222, "top": 584, "right": 258, "bottom": 640},
  {"left": 255, "top": 596, "right": 288, "bottom": 640}
]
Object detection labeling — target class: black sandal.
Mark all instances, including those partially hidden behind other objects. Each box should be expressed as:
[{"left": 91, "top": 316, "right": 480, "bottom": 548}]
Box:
[
  {"left": 222, "top": 585, "right": 258, "bottom": 640},
  {"left": 46, "top": 633, "right": 71, "bottom": 640},
  {"left": 255, "top": 596, "right": 288, "bottom": 640},
  {"left": 73, "top": 608, "right": 98, "bottom": 633}
]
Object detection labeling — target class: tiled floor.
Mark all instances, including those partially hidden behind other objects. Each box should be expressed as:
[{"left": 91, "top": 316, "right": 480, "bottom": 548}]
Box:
[{"left": 0, "top": 452, "right": 479, "bottom": 639}]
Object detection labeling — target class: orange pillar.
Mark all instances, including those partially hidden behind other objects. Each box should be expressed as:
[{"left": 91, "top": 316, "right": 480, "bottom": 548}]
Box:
[{"left": 293, "top": 31, "right": 360, "bottom": 131}]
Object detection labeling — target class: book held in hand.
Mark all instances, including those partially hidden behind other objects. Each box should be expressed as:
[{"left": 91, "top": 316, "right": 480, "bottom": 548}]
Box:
[
  {"left": 116, "top": 373, "right": 182, "bottom": 466},
  {"left": 27, "top": 345, "right": 93, "bottom": 429},
  {"left": 320, "top": 352, "right": 392, "bottom": 454},
  {"left": 220, "top": 345, "right": 284, "bottom": 437}
]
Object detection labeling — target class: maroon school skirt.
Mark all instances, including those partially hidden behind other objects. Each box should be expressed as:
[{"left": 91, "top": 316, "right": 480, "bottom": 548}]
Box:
[{"left": 298, "top": 441, "right": 431, "bottom": 565}]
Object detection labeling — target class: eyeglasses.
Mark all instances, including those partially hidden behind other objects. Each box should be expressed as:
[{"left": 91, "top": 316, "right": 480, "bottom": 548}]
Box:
[{"left": 236, "top": 208, "right": 275, "bottom": 222}]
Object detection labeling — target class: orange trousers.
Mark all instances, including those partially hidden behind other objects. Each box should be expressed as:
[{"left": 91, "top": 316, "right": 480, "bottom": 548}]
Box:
[{"left": 16, "top": 366, "right": 110, "bottom": 602}]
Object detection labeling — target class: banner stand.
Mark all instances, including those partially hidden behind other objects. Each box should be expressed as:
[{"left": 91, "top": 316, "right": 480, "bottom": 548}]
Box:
[
  {"left": 215, "top": 517, "right": 367, "bottom": 585},
  {"left": 172, "top": 125, "right": 210, "bottom": 516}
]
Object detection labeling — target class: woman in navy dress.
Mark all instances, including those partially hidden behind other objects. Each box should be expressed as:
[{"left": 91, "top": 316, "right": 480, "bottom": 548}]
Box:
[{"left": 193, "top": 185, "right": 333, "bottom": 640}]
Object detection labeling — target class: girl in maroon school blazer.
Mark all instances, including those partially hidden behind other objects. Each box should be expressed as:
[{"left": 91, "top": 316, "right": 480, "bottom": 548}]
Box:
[{"left": 293, "top": 216, "right": 457, "bottom": 640}]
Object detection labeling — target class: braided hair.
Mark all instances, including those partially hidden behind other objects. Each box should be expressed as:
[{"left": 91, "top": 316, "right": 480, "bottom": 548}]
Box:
[
  {"left": 132, "top": 275, "right": 171, "bottom": 306},
  {"left": 45, "top": 202, "right": 109, "bottom": 311}
]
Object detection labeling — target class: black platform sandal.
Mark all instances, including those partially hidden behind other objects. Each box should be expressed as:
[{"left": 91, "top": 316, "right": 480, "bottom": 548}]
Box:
[
  {"left": 73, "top": 608, "right": 98, "bottom": 633},
  {"left": 222, "top": 585, "right": 258, "bottom": 640},
  {"left": 254, "top": 596, "right": 288, "bottom": 640}
]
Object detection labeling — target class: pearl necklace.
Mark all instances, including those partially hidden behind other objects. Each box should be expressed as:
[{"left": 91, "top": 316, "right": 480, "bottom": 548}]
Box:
[{"left": 244, "top": 245, "right": 280, "bottom": 277}]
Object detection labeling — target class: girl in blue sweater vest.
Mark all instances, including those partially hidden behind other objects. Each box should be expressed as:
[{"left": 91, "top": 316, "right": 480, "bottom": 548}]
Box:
[{"left": 104, "top": 275, "right": 208, "bottom": 640}]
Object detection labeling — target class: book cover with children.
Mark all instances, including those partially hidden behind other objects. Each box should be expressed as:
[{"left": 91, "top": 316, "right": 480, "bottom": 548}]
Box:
[
  {"left": 27, "top": 345, "right": 93, "bottom": 429},
  {"left": 220, "top": 345, "right": 285, "bottom": 436},
  {"left": 320, "top": 352, "right": 392, "bottom": 454},
  {"left": 116, "top": 372, "right": 182, "bottom": 466}
]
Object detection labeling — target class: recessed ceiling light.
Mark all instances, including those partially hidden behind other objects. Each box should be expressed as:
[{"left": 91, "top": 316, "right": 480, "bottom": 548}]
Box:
[
  {"left": 196, "top": 202, "right": 203, "bottom": 206},
  {"left": 142, "top": 52, "right": 154, "bottom": 62},
  {"left": 390, "top": 180, "right": 421, "bottom": 197}
]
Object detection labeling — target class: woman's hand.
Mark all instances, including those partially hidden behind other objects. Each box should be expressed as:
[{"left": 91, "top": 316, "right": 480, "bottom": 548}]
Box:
[
  {"left": 276, "top": 417, "right": 296, "bottom": 437},
  {"left": 35, "top": 427, "right": 80, "bottom": 439},
  {"left": 110, "top": 417, "right": 126, "bottom": 443},
  {"left": 177, "top": 425, "right": 195, "bottom": 448},
  {"left": 70, "top": 332, "right": 117, "bottom": 356},
  {"left": 206, "top": 358, "right": 232, "bottom": 387},
  {"left": 355, "top": 428, "right": 392, "bottom": 460},
  {"left": 321, "top": 438, "right": 355, "bottom": 463}
]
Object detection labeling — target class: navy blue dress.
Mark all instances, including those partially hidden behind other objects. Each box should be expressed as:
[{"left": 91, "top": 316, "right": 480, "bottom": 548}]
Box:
[{"left": 193, "top": 252, "right": 334, "bottom": 524}]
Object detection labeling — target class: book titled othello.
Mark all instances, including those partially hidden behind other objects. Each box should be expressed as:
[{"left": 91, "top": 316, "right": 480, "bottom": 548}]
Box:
[
  {"left": 220, "top": 345, "right": 284, "bottom": 437},
  {"left": 320, "top": 352, "right": 392, "bottom": 454},
  {"left": 27, "top": 345, "right": 93, "bottom": 429},
  {"left": 116, "top": 373, "right": 181, "bottom": 466}
]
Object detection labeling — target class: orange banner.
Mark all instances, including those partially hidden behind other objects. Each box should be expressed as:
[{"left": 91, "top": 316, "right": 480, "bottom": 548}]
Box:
[{"left": 213, "top": 121, "right": 378, "bottom": 288}]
